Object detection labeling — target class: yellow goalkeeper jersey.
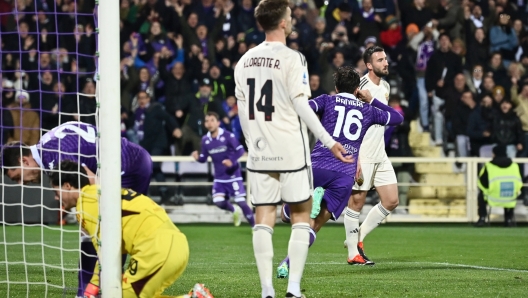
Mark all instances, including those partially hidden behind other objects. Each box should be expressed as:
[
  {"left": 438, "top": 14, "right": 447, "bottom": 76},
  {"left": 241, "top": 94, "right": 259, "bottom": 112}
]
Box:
[{"left": 76, "top": 185, "right": 181, "bottom": 287}]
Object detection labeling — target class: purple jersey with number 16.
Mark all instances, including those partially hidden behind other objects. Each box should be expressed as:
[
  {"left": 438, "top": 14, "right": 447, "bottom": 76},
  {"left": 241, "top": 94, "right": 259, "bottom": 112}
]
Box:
[
  {"left": 308, "top": 93, "right": 402, "bottom": 220},
  {"left": 309, "top": 93, "right": 394, "bottom": 177},
  {"left": 29, "top": 122, "right": 153, "bottom": 194}
]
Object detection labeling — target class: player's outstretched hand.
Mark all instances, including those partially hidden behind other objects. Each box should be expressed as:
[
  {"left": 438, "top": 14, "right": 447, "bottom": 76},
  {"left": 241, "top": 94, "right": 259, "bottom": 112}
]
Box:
[
  {"left": 331, "top": 142, "right": 354, "bottom": 163},
  {"left": 191, "top": 151, "right": 199, "bottom": 161},
  {"left": 356, "top": 89, "right": 373, "bottom": 103},
  {"left": 222, "top": 159, "right": 233, "bottom": 168}
]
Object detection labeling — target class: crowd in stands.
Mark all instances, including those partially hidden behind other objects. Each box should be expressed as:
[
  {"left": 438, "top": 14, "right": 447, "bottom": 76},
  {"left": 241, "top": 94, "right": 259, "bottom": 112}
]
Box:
[{"left": 2, "top": 0, "right": 528, "bottom": 169}]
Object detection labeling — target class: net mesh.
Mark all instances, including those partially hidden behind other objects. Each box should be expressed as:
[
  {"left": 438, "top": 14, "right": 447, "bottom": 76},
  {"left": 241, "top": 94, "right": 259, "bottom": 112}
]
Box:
[{"left": 1, "top": 0, "right": 98, "bottom": 296}]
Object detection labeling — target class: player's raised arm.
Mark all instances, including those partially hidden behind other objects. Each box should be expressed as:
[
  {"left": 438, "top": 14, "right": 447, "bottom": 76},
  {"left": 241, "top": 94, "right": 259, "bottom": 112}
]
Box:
[{"left": 356, "top": 89, "right": 403, "bottom": 126}]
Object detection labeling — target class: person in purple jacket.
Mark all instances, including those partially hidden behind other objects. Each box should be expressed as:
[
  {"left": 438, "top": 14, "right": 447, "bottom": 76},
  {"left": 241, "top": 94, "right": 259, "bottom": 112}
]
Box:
[
  {"left": 192, "top": 112, "right": 255, "bottom": 227},
  {"left": 1, "top": 121, "right": 153, "bottom": 297},
  {"left": 277, "top": 66, "right": 404, "bottom": 278}
]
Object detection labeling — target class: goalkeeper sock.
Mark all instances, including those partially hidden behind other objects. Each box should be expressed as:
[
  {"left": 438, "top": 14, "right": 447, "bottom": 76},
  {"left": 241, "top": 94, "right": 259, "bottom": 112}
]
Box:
[
  {"left": 359, "top": 203, "right": 390, "bottom": 242},
  {"left": 235, "top": 199, "right": 255, "bottom": 227},
  {"left": 344, "top": 207, "right": 360, "bottom": 258},
  {"left": 78, "top": 241, "right": 98, "bottom": 296},
  {"left": 287, "top": 223, "right": 310, "bottom": 297},
  {"left": 213, "top": 198, "right": 235, "bottom": 212},
  {"left": 253, "top": 224, "right": 275, "bottom": 298}
]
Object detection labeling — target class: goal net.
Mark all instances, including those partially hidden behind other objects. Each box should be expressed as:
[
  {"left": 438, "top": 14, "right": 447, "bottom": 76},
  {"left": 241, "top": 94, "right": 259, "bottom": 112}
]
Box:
[{"left": 0, "top": 0, "right": 121, "bottom": 296}]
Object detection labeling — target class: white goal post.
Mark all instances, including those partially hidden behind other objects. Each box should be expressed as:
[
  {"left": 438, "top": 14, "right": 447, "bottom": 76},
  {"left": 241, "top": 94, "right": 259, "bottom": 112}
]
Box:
[{"left": 97, "top": 0, "right": 122, "bottom": 296}]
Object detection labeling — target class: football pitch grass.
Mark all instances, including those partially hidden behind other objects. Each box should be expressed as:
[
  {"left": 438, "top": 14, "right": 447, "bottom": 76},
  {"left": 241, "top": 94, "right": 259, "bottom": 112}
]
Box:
[{"left": 1, "top": 223, "right": 527, "bottom": 297}]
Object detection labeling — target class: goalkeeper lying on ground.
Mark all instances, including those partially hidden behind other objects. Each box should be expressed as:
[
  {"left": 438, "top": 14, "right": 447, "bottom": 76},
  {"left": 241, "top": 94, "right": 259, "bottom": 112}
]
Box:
[{"left": 49, "top": 160, "right": 213, "bottom": 298}]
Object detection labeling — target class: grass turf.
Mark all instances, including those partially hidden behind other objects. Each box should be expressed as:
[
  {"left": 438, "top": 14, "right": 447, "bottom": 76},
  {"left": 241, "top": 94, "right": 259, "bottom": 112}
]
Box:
[{"left": 0, "top": 223, "right": 527, "bottom": 297}]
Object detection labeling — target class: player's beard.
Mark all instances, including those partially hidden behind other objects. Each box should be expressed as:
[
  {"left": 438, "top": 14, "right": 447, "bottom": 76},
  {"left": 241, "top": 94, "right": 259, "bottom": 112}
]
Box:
[{"left": 373, "top": 66, "right": 389, "bottom": 78}]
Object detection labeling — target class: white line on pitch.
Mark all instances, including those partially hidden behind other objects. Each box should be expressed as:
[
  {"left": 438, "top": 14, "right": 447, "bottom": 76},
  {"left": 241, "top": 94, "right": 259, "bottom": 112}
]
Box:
[{"left": 188, "top": 261, "right": 528, "bottom": 273}]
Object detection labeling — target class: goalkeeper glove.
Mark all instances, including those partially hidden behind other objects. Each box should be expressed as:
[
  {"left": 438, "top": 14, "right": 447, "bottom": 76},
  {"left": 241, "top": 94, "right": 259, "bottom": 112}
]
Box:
[{"left": 83, "top": 283, "right": 100, "bottom": 298}]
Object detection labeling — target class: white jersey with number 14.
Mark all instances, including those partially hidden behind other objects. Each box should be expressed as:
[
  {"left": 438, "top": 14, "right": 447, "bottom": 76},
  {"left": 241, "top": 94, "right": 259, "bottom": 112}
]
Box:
[{"left": 235, "top": 41, "right": 312, "bottom": 172}]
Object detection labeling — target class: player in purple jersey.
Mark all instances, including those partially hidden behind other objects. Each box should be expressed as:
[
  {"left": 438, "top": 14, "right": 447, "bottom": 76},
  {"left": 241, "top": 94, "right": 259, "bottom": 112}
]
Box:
[
  {"left": 276, "top": 66, "right": 403, "bottom": 277},
  {"left": 192, "top": 112, "right": 255, "bottom": 227},
  {"left": 1, "top": 121, "right": 153, "bottom": 296}
]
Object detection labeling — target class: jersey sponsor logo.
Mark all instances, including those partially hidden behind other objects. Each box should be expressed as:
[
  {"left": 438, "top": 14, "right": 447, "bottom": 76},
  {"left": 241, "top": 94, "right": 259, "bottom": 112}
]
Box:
[
  {"left": 251, "top": 156, "right": 284, "bottom": 162},
  {"left": 208, "top": 146, "right": 227, "bottom": 154},
  {"left": 254, "top": 137, "right": 267, "bottom": 152}
]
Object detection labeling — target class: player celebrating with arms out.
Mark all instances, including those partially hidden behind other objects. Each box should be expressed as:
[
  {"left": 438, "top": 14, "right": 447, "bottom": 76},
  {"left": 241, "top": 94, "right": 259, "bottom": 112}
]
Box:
[
  {"left": 1, "top": 121, "right": 154, "bottom": 297},
  {"left": 192, "top": 112, "right": 255, "bottom": 228},
  {"left": 344, "top": 46, "right": 400, "bottom": 265},
  {"left": 276, "top": 66, "right": 403, "bottom": 277},
  {"left": 50, "top": 160, "right": 213, "bottom": 298},
  {"left": 235, "top": 1, "right": 352, "bottom": 297}
]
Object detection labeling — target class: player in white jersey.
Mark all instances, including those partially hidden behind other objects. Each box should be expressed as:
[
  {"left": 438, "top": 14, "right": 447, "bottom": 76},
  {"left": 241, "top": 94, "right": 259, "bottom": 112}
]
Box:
[
  {"left": 343, "top": 46, "right": 400, "bottom": 265},
  {"left": 235, "top": 1, "right": 352, "bottom": 297}
]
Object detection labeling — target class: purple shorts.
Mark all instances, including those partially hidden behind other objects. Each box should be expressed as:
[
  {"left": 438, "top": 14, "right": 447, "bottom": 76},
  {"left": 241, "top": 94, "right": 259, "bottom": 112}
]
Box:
[
  {"left": 121, "top": 149, "right": 153, "bottom": 195},
  {"left": 213, "top": 179, "right": 246, "bottom": 199},
  {"left": 313, "top": 168, "right": 354, "bottom": 221}
]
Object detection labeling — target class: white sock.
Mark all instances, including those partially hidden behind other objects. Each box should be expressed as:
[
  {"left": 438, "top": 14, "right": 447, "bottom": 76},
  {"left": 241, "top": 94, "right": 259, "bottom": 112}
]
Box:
[
  {"left": 359, "top": 203, "right": 390, "bottom": 242},
  {"left": 287, "top": 223, "right": 310, "bottom": 297},
  {"left": 344, "top": 207, "right": 360, "bottom": 259},
  {"left": 253, "top": 224, "right": 275, "bottom": 298}
]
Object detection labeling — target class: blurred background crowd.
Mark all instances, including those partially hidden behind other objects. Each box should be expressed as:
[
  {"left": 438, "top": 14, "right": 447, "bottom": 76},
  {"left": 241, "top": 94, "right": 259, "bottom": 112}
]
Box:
[{"left": 2, "top": 0, "right": 528, "bottom": 189}]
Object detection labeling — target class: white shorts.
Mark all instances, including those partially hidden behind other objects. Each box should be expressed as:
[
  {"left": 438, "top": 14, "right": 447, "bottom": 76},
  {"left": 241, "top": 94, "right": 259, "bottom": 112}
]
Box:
[
  {"left": 353, "top": 158, "right": 397, "bottom": 191},
  {"left": 249, "top": 167, "right": 313, "bottom": 206}
]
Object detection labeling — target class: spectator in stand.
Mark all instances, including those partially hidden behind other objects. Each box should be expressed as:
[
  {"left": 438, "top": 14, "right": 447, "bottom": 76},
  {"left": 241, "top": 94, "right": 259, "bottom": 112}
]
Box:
[
  {"left": 431, "top": 0, "right": 464, "bottom": 39},
  {"left": 467, "top": 93, "right": 494, "bottom": 156},
  {"left": 132, "top": 90, "right": 181, "bottom": 204},
  {"left": 175, "top": 77, "right": 227, "bottom": 155},
  {"left": 489, "top": 12, "right": 518, "bottom": 68},
  {"left": 466, "top": 64, "right": 485, "bottom": 95},
  {"left": 511, "top": 76, "right": 528, "bottom": 158},
  {"left": 444, "top": 73, "right": 469, "bottom": 138},
  {"left": 491, "top": 85, "right": 506, "bottom": 110},
  {"left": 412, "top": 23, "right": 438, "bottom": 132},
  {"left": 487, "top": 52, "right": 511, "bottom": 91},
  {"left": 309, "top": 74, "right": 327, "bottom": 99},
  {"left": 425, "top": 33, "right": 463, "bottom": 145},
  {"left": 318, "top": 44, "right": 345, "bottom": 94},
  {"left": 5, "top": 91, "right": 39, "bottom": 146},
  {"left": 452, "top": 91, "right": 477, "bottom": 166},
  {"left": 465, "top": 26, "right": 489, "bottom": 72},
  {"left": 401, "top": 0, "right": 433, "bottom": 30},
  {"left": 222, "top": 95, "right": 242, "bottom": 143},
  {"left": 355, "top": 0, "right": 384, "bottom": 45},
  {"left": 380, "top": 15, "right": 402, "bottom": 58},
  {"left": 482, "top": 75, "right": 496, "bottom": 94},
  {"left": 492, "top": 99, "right": 524, "bottom": 158}
]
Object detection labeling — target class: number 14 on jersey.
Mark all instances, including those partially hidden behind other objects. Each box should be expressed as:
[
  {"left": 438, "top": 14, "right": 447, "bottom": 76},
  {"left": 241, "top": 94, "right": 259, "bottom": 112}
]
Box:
[{"left": 247, "top": 78, "right": 275, "bottom": 121}]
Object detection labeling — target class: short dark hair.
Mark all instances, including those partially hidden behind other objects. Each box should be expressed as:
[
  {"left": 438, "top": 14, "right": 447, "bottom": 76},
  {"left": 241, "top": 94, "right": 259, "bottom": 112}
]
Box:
[
  {"left": 49, "top": 160, "right": 90, "bottom": 189},
  {"left": 254, "top": 0, "right": 289, "bottom": 32},
  {"left": 1, "top": 142, "right": 31, "bottom": 175},
  {"left": 205, "top": 111, "right": 220, "bottom": 121},
  {"left": 362, "top": 46, "right": 385, "bottom": 64},
  {"left": 334, "top": 66, "right": 361, "bottom": 94}
]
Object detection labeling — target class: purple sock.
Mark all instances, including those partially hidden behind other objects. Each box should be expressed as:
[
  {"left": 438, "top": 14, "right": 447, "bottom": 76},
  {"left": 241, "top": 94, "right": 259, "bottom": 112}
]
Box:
[
  {"left": 78, "top": 241, "right": 98, "bottom": 296},
  {"left": 236, "top": 200, "right": 255, "bottom": 227},
  {"left": 280, "top": 228, "right": 317, "bottom": 267},
  {"left": 214, "top": 199, "right": 235, "bottom": 212}
]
